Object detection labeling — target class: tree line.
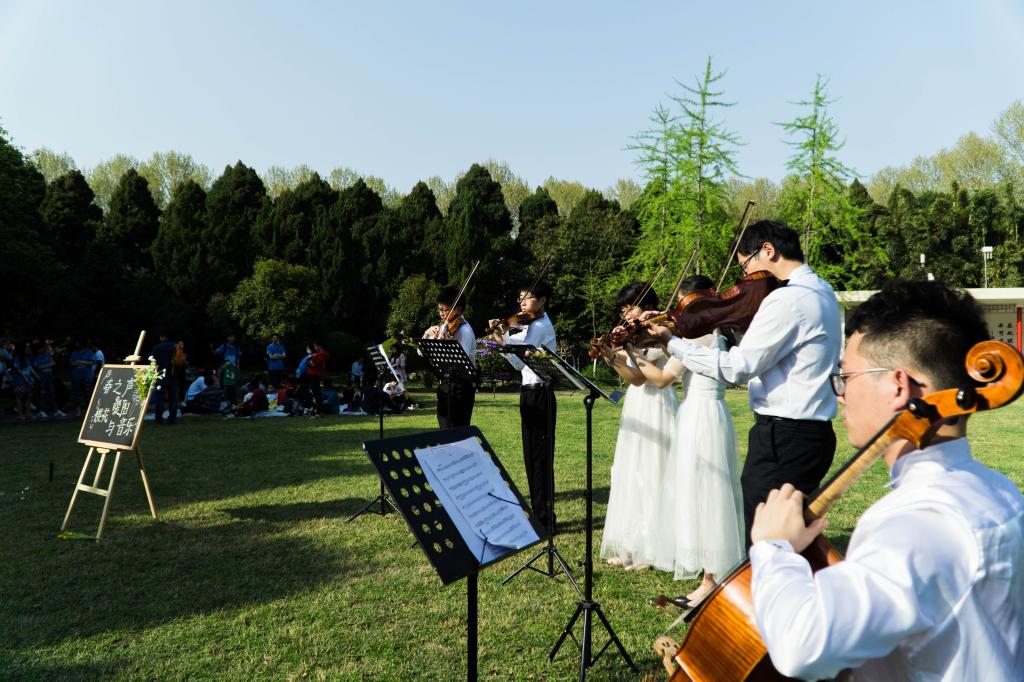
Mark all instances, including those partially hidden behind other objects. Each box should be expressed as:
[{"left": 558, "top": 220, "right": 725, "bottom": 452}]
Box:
[{"left": 3, "top": 60, "right": 1023, "bottom": 366}]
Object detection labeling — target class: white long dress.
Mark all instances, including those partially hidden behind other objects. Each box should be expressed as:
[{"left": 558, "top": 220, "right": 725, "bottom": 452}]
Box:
[
  {"left": 654, "top": 333, "right": 744, "bottom": 579},
  {"left": 600, "top": 348, "right": 679, "bottom": 567}
]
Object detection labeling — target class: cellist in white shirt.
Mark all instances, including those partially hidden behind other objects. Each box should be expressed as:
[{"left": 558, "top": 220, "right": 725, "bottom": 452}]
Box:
[{"left": 750, "top": 280, "right": 1024, "bottom": 681}]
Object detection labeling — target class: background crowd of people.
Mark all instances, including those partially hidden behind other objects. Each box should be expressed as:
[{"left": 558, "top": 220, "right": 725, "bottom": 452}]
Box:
[{"left": 0, "top": 332, "right": 418, "bottom": 425}]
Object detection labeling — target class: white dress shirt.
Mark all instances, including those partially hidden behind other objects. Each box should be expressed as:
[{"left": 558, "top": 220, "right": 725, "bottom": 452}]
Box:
[
  {"left": 665, "top": 263, "right": 841, "bottom": 420},
  {"left": 185, "top": 376, "right": 207, "bottom": 401},
  {"left": 750, "top": 438, "right": 1024, "bottom": 681},
  {"left": 451, "top": 319, "right": 477, "bottom": 368},
  {"left": 503, "top": 313, "right": 557, "bottom": 386}
]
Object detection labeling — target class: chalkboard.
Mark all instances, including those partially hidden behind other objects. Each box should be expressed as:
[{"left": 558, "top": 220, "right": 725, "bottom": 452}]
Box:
[{"left": 78, "top": 365, "right": 151, "bottom": 450}]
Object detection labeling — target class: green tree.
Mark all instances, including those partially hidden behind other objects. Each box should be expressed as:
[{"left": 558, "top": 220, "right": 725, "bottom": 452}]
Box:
[
  {"left": 442, "top": 164, "right": 514, "bottom": 320},
  {"left": 386, "top": 273, "right": 441, "bottom": 339},
  {"left": 671, "top": 57, "right": 742, "bottom": 273},
  {"left": 400, "top": 181, "right": 446, "bottom": 281},
  {"left": 29, "top": 147, "right": 78, "bottom": 184},
  {"left": 262, "top": 164, "right": 319, "bottom": 199},
  {"left": 311, "top": 178, "right": 384, "bottom": 330},
  {"left": 0, "top": 126, "right": 56, "bottom": 336},
  {"left": 542, "top": 177, "right": 589, "bottom": 216},
  {"left": 102, "top": 168, "right": 161, "bottom": 271},
  {"left": 544, "top": 191, "right": 639, "bottom": 350},
  {"left": 86, "top": 154, "right": 139, "bottom": 210},
  {"left": 38, "top": 170, "right": 102, "bottom": 265},
  {"left": 604, "top": 178, "right": 642, "bottom": 210},
  {"left": 229, "top": 259, "right": 319, "bottom": 339},
  {"left": 425, "top": 175, "right": 456, "bottom": 215},
  {"left": 152, "top": 179, "right": 209, "bottom": 299},
  {"left": 480, "top": 159, "right": 531, "bottom": 227},
  {"left": 139, "top": 151, "right": 212, "bottom": 209},
  {"left": 205, "top": 161, "right": 267, "bottom": 293},
  {"left": 777, "top": 75, "right": 855, "bottom": 263},
  {"left": 254, "top": 173, "right": 337, "bottom": 263}
]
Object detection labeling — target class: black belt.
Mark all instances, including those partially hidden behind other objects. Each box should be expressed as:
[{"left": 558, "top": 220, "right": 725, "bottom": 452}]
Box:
[
  {"left": 754, "top": 413, "right": 829, "bottom": 426},
  {"left": 521, "top": 384, "right": 549, "bottom": 391}
]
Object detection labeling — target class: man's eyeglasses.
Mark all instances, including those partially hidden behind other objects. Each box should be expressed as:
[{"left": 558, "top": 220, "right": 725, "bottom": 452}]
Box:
[
  {"left": 739, "top": 247, "right": 762, "bottom": 272},
  {"left": 829, "top": 368, "right": 894, "bottom": 397}
]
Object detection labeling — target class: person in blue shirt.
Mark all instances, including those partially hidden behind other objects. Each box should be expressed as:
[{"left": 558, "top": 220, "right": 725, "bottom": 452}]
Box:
[
  {"left": 215, "top": 334, "right": 242, "bottom": 370},
  {"left": 265, "top": 334, "right": 286, "bottom": 388},
  {"left": 69, "top": 339, "right": 96, "bottom": 417},
  {"left": 32, "top": 340, "right": 64, "bottom": 418}
]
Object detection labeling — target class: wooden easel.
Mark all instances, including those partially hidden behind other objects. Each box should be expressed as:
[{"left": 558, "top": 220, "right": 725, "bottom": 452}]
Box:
[{"left": 61, "top": 331, "right": 159, "bottom": 541}]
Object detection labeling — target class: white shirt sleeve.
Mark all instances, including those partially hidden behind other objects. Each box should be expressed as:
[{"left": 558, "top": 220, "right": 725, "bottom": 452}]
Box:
[
  {"left": 666, "top": 295, "right": 799, "bottom": 385},
  {"left": 750, "top": 509, "right": 970, "bottom": 680}
]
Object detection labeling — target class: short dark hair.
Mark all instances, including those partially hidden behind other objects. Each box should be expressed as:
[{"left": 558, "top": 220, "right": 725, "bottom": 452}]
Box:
[
  {"left": 436, "top": 286, "right": 459, "bottom": 306},
  {"left": 615, "top": 281, "right": 659, "bottom": 312},
  {"left": 847, "top": 280, "right": 989, "bottom": 390},
  {"left": 520, "top": 280, "right": 552, "bottom": 301},
  {"left": 678, "top": 275, "right": 714, "bottom": 297},
  {"left": 737, "top": 220, "right": 804, "bottom": 262}
]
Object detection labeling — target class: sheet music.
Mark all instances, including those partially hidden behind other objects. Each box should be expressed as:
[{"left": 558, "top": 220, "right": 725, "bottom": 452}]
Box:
[{"left": 416, "top": 437, "right": 539, "bottom": 564}]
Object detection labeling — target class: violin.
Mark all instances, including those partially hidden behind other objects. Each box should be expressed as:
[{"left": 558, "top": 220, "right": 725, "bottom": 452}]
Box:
[
  {"left": 424, "top": 260, "right": 480, "bottom": 340},
  {"left": 485, "top": 254, "right": 553, "bottom": 335},
  {"left": 485, "top": 311, "right": 541, "bottom": 336},
  {"left": 667, "top": 340, "right": 1024, "bottom": 681},
  {"left": 631, "top": 200, "right": 781, "bottom": 342},
  {"left": 587, "top": 260, "right": 670, "bottom": 360}
]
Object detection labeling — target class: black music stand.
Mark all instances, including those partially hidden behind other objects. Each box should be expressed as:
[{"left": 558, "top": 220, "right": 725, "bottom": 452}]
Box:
[
  {"left": 499, "top": 344, "right": 580, "bottom": 595},
  {"left": 416, "top": 337, "right": 479, "bottom": 426},
  {"left": 533, "top": 346, "right": 636, "bottom": 680},
  {"left": 347, "top": 344, "right": 401, "bottom": 522},
  {"left": 363, "top": 426, "right": 543, "bottom": 682}
]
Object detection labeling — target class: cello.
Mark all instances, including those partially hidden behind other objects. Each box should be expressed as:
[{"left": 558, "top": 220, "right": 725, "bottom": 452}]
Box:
[{"left": 666, "top": 340, "right": 1024, "bottom": 681}]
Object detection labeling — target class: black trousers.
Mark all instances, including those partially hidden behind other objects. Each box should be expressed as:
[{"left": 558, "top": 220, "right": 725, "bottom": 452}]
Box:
[
  {"left": 741, "top": 413, "right": 836, "bottom": 548},
  {"left": 437, "top": 379, "right": 476, "bottom": 429},
  {"left": 520, "top": 384, "right": 556, "bottom": 527}
]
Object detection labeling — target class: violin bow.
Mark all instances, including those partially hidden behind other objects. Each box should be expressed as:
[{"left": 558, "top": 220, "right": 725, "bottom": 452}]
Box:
[
  {"left": 448, "top": 259, "right": 481, "bottom": 317},
  {"left": 518, "top": 253, "right": 555, "bottom": 305},
  {"left": 713, "top": 199, "right": 756, "bottom": 292},
  {"left": 663, "top": 247, "right": 700, "bottom": 309},
  {"left": 592, "top": 260, "right": 668, "bottom": 351}
]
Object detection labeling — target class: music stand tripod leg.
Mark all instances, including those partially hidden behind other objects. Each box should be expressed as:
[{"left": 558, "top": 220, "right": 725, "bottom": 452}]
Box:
[{"left": 549, "top": 390, "right": 637, "bottom": 679}]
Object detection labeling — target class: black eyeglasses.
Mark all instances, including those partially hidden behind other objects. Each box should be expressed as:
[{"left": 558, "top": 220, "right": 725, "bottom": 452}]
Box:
[
  {"left": 829, "top": 368, "right": 894, "bottom": 397},
  {"left": 739, "top": 247, "right": 762, "bottom": 272}
]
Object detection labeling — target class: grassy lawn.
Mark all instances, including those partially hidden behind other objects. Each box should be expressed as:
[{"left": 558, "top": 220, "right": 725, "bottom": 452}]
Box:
[{"left": 2, "top": 387, "right": 1022, "bottom": 681}]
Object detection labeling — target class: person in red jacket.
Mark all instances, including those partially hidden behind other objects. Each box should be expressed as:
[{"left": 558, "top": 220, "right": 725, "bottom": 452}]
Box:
[{"left": 305, "top": 341, "right": 330, "bottom": 414}]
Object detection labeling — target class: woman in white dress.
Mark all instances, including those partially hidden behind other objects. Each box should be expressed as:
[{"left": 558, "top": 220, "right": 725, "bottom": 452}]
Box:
[
  {"left": 643, "top": 274, "right": 744, "bottom": 604},
  {"left": 598, "top": 282, "right": 683, "bottom": 570}
]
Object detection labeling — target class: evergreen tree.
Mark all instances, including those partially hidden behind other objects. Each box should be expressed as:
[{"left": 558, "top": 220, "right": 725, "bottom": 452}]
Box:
[
  {"left": 152, "top": 179, "right": 209, "bottom": 299},
  {"left": 400, "top": 181, "right": 446, "bottom": 282},
  {"left": 102, "top": 168, "right": 161, "bottom": 271},
  {"left": 38, "top": 170, "right": 102, "bottom": 266},
  {"left": 670, "top": 56, "right": 742, "bottom": 274},
  {"left": 0, "top": 125, "right": 56, "bottom": 336},
  {"left": 204, "top": 161, "right": 267, "bottom": 294},
  {"left": 544, "top": 190, "right": 639, "bottom": 349},
  {"left": 442, "top": 164, "right": 515, "bottom": 321},
  {"left": 777, "top": 75, "right": 855, "bottom": 265},
  {"left": 254, "top": 174, "right": 337, "bottom": 264},
  {"left": 311, "top": 178, "right": 384, "bottom": 330}
]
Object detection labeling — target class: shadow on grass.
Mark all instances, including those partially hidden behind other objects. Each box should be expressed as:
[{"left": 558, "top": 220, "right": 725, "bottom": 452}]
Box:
[
  {"left": 0, "top": 658, "right": 119, "bottom": 682},
  {"left": 3, "top": 515, "right": 362, "bottom": 651},
  {"left": 223, "top": 496, "right": 401, "bottom": 522}
]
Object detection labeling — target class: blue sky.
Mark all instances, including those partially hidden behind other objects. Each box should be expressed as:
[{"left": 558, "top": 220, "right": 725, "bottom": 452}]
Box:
[{"left": 2, "top": 1, "right": 1022, "bottom": 193}]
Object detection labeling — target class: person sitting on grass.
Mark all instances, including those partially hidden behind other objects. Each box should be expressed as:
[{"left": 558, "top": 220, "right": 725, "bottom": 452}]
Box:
[{"left": 223, "top": 380, "right": 269, "bottom": 418}]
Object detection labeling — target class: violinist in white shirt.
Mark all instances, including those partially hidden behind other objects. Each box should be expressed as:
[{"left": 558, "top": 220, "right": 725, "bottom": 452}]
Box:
[
  {"left": 750, "top": 279, "right": 1024, "bottom": 681},
  {"left": 643, "top": 220, "right": 842, "bottom": 547}
]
